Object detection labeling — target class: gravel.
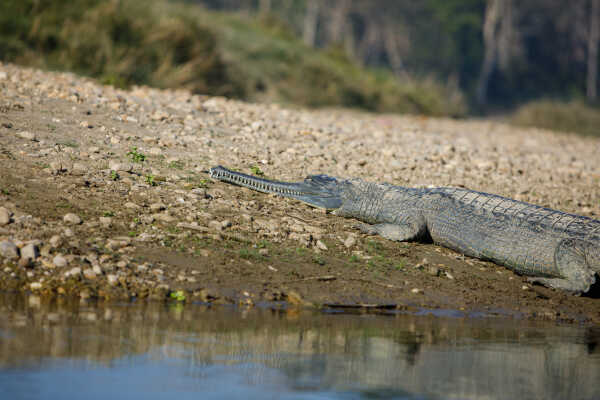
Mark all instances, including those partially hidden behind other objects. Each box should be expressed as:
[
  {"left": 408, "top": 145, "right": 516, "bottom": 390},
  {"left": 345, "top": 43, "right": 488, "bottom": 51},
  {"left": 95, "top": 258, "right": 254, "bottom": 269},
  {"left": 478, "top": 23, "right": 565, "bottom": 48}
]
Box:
[{"left": 0, "top": 62, "right": 599, "bottom": 322}]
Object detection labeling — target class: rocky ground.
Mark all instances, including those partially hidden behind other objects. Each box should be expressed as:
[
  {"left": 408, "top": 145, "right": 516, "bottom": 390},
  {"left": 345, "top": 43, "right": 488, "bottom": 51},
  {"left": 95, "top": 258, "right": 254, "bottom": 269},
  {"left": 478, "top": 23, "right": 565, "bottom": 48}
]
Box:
[{"left": 0, "top": 62, "right": 599, "bottom": 323}]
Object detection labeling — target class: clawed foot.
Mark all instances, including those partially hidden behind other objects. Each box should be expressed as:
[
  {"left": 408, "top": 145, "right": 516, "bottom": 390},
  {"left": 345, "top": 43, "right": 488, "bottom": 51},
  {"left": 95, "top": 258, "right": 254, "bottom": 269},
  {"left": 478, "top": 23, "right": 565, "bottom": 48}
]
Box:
[{"left": 353, "top": 223, "right": 378, "bottom": 235}]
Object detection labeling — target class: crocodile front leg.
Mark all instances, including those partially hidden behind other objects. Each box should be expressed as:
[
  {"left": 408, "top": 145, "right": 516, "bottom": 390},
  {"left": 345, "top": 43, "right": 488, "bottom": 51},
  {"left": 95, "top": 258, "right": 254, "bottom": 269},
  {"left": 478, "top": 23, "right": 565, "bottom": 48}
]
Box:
[{"left": 353, "top": 213, "right": 428, "bottom": 242}]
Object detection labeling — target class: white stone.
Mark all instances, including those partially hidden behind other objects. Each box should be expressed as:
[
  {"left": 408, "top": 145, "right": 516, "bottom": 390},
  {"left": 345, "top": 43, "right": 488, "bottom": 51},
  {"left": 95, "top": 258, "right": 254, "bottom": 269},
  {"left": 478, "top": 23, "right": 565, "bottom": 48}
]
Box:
[
  {"left": 63, "top": 213, "right": 82, "bottom": 225},
  {"left": 53, "top": 255, "right": 68, "bottom": 267}
]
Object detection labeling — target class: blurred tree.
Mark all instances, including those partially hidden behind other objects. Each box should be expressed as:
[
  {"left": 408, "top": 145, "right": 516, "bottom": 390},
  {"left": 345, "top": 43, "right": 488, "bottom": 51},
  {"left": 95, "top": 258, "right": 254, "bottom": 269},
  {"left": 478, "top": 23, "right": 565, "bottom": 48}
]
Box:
[{"left": 588, "top": 0, "right": 599, "bottom": 100}]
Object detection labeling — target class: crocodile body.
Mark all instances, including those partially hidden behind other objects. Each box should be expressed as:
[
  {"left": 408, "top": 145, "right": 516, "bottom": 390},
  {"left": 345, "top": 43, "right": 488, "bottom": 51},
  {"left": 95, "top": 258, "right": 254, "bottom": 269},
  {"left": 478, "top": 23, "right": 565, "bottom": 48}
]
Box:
[{"left": 209, "top": 166, "right": 600, "bottom": 294}]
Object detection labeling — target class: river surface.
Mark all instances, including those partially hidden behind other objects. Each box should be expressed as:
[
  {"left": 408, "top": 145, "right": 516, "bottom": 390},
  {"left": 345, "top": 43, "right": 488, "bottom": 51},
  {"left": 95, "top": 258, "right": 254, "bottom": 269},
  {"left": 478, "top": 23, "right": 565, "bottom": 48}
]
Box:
[{"left": 0, "top": 295, "right": 598, "bottom": 400}]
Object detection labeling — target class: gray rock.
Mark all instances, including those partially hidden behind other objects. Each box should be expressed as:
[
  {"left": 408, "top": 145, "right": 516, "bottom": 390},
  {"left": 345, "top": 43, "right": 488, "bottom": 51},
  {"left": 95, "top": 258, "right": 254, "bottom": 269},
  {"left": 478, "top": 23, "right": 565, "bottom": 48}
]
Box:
[
  {"left": 109, "top": 161, "right": 133, "bottom": 172},
  {"left": 20, "top": 243, "right": 40, "bottom": 260},
  {"left": 53, "top": 255, "right": 68, "bottom": 267},
  {"left": 0, "top": 207, "right": 12, "bottom": 225},
  {"left": 63, "top": 228, "right": 74, "bottom": 237},
  {"left": 0, "top": 240, "right": 19, "bottom": 259},
  {"left": 63, "top": 213, "right": 82, "bottom": 225},
  {"left": 17, "top": 131, "right": 37, "bottom": 141},
  {"left": 316, "top": 240, "right": 328, "bottom": 251}
]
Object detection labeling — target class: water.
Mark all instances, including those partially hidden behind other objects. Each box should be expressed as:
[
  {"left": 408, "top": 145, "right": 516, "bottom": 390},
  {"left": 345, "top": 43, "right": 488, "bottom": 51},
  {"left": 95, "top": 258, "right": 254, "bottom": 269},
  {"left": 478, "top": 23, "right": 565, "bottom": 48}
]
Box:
[{"left": 0, "top": 296, "right": 598, "bottom": 400}]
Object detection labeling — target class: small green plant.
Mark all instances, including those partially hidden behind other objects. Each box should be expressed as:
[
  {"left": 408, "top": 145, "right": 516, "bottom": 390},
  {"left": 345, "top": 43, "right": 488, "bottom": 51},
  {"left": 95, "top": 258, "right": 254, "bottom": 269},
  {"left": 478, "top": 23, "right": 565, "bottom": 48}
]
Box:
[
  {"left": 255, "top": 240, "right": 269, "bottom": 249},
  {"left": 239, "top": 247, "right": 262, "bottom": 260},
  {"left": 168, "top": 160, "right": 184, "bottom": 169},
  {"left": 313, "top": 254, "right": 326, "bottom": 265},
  {"left": 110, "top": 170, "right": 119, "bottom": 181},
  {"left": 170, "top": 290, "right": 186, "bottom": 302},
  {"left": 57, "top": 140, "right": 78, "bottom": 148},
  {"left": 128, "top": 231, "right": 137, "bottom": 237},
  {"left": 0, "top": 188, "right": 9, "bottom": 195},
  {"left": 394, "top": 259, "right": 407, "bottom": 270},
  {"left": 103, "top": 211, "right": 115, "bottom": 217},
  {"left": 145, "top": 174, "right": 157, "bottom": 186},
  {"left": 367, "top": 240, "right": 384, "bottom": 254},
  {"left": 127, "top": 147, "right": 146, "bottom": 163},
  {"left": 349, "top": 254, "right": 359, "bottom": 263},
  {"left": 250, "top": 165, "right": 264, "bottom": 175}
]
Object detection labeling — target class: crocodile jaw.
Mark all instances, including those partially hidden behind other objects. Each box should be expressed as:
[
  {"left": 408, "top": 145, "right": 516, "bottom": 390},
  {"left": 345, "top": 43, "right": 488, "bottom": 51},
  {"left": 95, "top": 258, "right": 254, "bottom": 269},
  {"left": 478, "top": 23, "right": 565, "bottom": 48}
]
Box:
[{"left": 209, "top": 166, "right": 344, "bottom": 210}]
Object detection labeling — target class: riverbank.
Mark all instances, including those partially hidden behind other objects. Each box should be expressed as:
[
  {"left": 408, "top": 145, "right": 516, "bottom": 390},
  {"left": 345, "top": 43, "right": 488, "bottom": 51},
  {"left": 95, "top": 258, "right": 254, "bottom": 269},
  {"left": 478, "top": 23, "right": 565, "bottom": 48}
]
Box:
[{"left": 0, "top": 63, "right": 599, "bottom": 323}]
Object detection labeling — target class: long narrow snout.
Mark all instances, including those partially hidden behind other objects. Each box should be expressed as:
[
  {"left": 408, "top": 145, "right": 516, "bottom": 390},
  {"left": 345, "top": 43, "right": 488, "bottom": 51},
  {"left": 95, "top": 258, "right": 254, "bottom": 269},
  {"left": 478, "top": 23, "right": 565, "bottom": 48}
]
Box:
[{"left": 209, "top": 166, "right": 344, "bottom": 210}]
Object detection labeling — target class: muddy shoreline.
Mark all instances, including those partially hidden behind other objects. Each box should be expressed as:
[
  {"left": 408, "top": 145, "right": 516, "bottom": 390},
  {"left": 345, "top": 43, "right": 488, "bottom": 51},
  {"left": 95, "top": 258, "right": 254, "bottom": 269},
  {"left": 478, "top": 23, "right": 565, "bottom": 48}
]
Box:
[{"left": 0, "top": 63, "right": 599, "bottom": 324}]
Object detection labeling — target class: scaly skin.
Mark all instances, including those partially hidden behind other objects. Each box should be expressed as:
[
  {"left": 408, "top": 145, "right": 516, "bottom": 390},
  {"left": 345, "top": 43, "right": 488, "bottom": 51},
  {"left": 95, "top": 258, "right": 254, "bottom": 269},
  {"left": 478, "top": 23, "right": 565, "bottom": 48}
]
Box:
[{"left": 210, "top": 166, "right": 600, "bottom": 294}]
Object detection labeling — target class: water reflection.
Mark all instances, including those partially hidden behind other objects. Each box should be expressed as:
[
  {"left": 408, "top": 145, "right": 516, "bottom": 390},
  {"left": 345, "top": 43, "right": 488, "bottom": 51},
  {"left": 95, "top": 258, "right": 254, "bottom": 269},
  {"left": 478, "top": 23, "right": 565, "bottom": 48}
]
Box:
[{"left": 0, "top": 295, "right": 598, "bottom": 400}]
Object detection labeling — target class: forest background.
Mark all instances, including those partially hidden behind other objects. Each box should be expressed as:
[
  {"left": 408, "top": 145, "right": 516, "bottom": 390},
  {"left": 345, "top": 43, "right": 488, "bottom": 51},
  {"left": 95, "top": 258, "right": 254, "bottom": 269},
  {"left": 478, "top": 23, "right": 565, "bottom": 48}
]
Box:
[{"left": 1, "top": 0, "right": 599, "bottom": 135}]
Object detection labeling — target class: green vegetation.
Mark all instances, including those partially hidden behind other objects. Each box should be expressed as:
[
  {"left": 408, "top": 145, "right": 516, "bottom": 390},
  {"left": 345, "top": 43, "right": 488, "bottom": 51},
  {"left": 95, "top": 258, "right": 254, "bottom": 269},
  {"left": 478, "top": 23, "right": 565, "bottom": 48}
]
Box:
[
  {"left": 103, "top": 211, "right": 115, "bottom": 217},
  {"left": 110, "top": 170, "right": 119, "bottom": 181},
  {"left": 510, "top": 100, "right": 600, "bottom": 137},
  {"left": 0, "top": 0, "right": 465, "bottom": 117},
  {"left": 168, "top": 160, "right": 184, "bottom": 170},
  {"left": 249, "top": 165, "right": 264, "bottom": 176},
  {"left": 170, "top": 290, "right": 186, "bottom": 302},
  {"left": 145, "top": 174, "right": 157, "bottom": 186},
  {"left": 127, "top": 147, "right": 146, "bottom": 163}
]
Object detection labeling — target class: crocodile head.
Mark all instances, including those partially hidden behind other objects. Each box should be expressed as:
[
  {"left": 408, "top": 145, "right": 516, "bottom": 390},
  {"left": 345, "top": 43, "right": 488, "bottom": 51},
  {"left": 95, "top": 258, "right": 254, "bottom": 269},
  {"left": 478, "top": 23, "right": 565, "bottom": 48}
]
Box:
[{"left": 209, "top": 166, "right": 344, "bottom": 210}]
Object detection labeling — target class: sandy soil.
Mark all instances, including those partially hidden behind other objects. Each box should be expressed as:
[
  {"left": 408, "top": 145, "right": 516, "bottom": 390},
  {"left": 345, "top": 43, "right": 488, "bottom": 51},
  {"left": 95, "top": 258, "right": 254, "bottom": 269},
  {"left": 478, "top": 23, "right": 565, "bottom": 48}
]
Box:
[{"left": 0, "top": 62, "right": 599, "bottom": 323}]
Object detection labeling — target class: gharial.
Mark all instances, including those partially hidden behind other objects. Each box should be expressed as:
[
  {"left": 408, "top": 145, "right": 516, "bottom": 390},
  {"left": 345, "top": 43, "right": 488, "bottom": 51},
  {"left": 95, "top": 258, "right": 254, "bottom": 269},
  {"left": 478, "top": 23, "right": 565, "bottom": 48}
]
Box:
[{"left": 209, "top": 166, "right": 600, "bottom": 294}]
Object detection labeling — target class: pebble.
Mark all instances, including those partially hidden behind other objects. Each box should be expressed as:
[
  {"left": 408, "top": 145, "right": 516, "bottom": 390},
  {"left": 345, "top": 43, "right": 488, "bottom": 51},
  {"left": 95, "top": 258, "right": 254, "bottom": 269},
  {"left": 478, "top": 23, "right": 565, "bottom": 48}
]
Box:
[
  {"left": 150, "top": 203, "right": 166, "bottom": 212},
  {"left": 316, "top": 240, "right": 328, "bottom": 251},
  {"left": 124, "top": 202, "right": 141, "bottom": 209},
  {"left": 0, "top": 207, "right": 12, "bottom": 225},
  {"left": 109, "top": 161, "right": 133, "bottom": 172},
  {"left": 49, "top": 161, "right": 66, "bottom": 173},
  {"left": 20, "top": 243, "right": 40, "bottom": 261},
  {"left": 221, "top": 220, "right": 232, "bottom": 229},
  {"left": 83, "top": 268, "right": 97, "bottom": 280},
  {"left": 99, "top": 217, "right": 112, "bottom": 227},
  {"left": 107, "top": 274, "right": 118, "bottom": 286},
  {"left": 209, "top": 220, "right": 223, "bottom": 231},
  {"left": 63, "top": 213, "right": 82, "bottom": 225},
  {"left": 0, "top": 240, "right": 19, "bottom": 259},
  {"left": 343, "top": 235, "right": 356, "bottom": 248},
  {"left": 17, "top": 131, "right": 37, "bottom": 141},
  {"left": 66, "top": 267, "right": 82, "bottom": 277},
  {"left": 53, "top": 255, "right": 68, "bottom": 267},
  {"left": 30, "top": 282, "right": 42, "bottom": 290},
  {"left": 63, "top": 228, "right": 74, "bottom": 237}
]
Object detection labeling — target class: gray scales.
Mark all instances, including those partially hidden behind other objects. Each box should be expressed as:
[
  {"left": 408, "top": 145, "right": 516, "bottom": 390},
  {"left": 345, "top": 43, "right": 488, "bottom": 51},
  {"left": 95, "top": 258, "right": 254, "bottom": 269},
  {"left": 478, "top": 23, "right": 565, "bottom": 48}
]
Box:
[{"left": 209, "top": 166, "right": 600, "bottom": 294}]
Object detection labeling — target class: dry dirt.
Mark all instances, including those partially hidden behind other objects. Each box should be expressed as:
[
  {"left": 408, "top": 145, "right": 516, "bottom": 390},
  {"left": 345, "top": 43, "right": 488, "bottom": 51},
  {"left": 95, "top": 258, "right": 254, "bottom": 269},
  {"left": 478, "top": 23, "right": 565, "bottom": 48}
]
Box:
[{"left": 0, "top": 62, "right": 599, "bottom": 324}]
